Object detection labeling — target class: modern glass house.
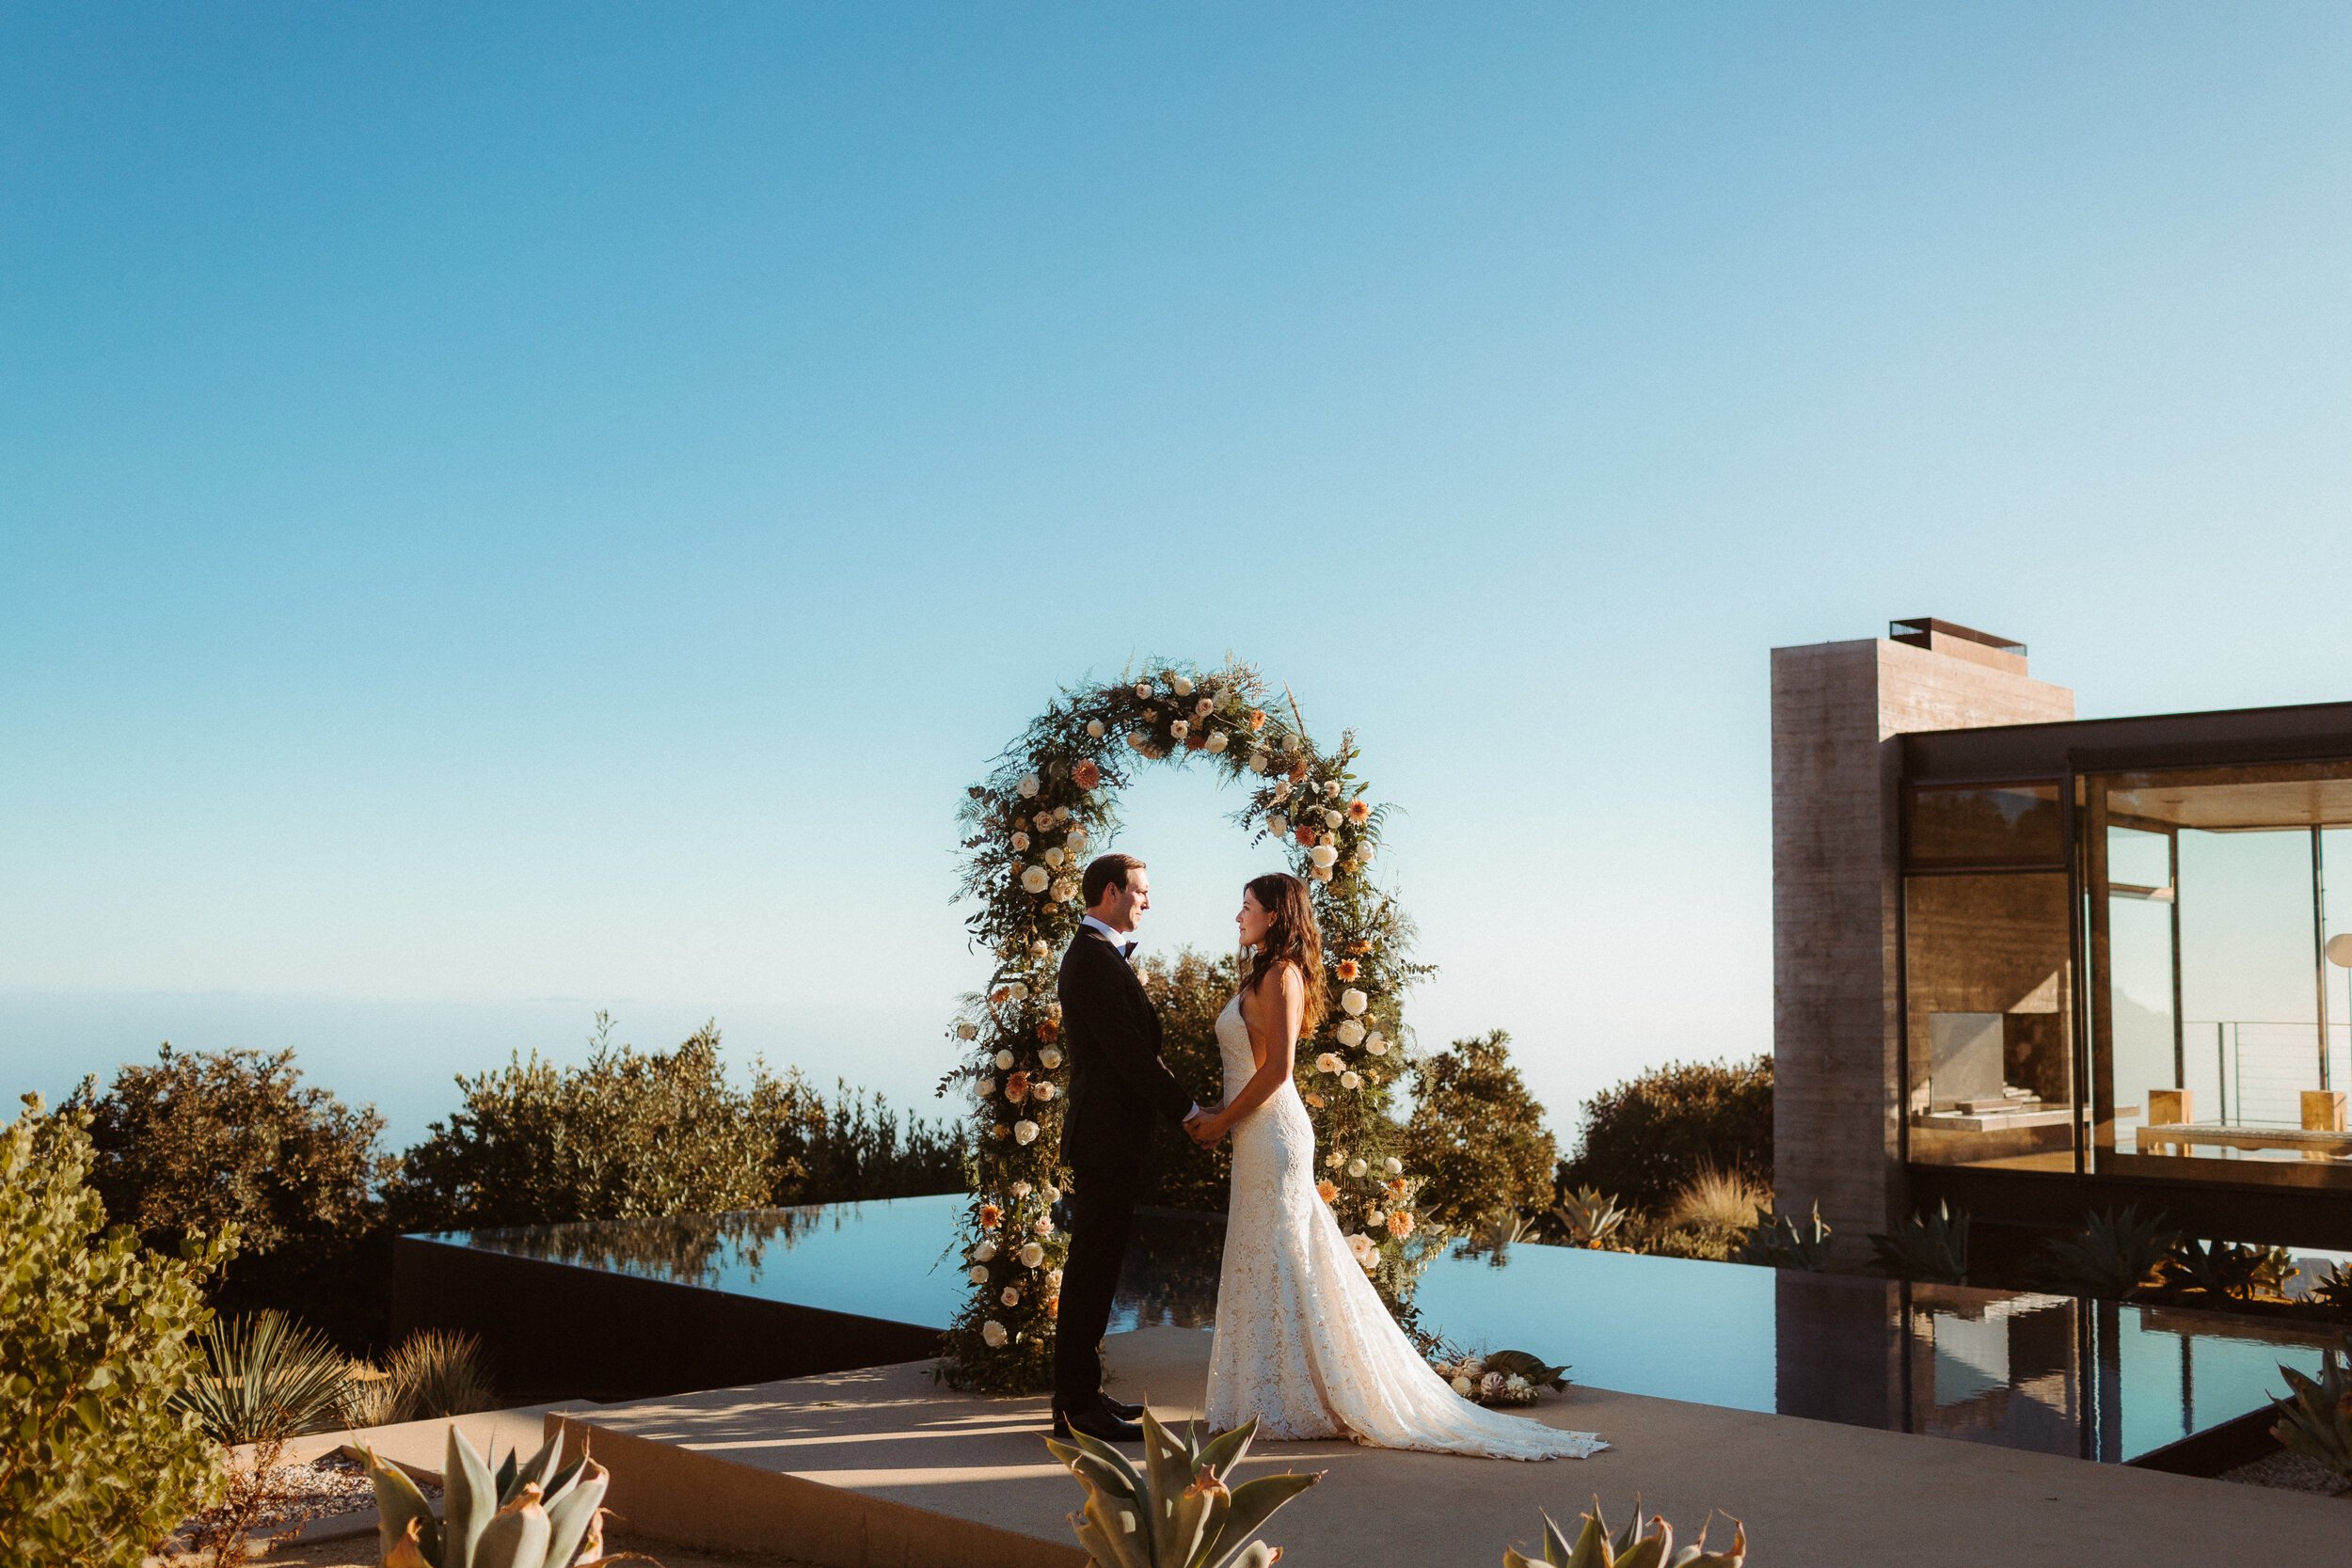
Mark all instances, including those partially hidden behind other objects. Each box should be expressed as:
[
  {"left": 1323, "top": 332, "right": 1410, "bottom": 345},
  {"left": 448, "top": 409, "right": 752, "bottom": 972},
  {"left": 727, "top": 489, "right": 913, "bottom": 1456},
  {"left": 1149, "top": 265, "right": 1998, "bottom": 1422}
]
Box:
[{"left": 1773, "top": 620, "right": 2352, "bottom": 1252}]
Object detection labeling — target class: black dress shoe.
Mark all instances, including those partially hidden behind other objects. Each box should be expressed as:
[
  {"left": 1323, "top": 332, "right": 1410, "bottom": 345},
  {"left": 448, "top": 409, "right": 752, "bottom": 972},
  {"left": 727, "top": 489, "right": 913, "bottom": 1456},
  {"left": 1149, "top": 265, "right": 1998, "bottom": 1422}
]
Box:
[
  {"left": 1100, "top": 1393, "right": 1145, "bottom": 1421},
  {"left": 1053, "top": 1402, "right": 1142, "bottom": 1444}
]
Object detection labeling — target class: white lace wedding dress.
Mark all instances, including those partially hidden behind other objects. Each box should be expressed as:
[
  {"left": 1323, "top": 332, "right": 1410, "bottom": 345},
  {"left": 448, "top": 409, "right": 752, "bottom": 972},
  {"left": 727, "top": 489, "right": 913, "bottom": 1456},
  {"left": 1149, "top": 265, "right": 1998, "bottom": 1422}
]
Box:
[{"left": 1200, "top": 995, "right": 1607, "bottom": 1459}]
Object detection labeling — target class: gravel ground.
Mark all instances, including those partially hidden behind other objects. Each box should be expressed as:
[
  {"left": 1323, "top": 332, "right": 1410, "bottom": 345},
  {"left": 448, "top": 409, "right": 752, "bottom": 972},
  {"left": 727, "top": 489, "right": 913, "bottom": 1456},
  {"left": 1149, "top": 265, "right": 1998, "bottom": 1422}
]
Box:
[
  {"left": 246, "top": 1534, "right": 814, "bottom": 1567},
  {"left": 2218, "top": 1448, "right": 2352, "bottom": 1497}
]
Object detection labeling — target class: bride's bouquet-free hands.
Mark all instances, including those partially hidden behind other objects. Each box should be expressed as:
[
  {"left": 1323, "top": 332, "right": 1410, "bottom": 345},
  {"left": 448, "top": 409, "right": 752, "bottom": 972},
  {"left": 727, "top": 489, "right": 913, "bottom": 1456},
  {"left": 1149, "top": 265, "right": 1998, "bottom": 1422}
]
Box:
[{"left": 1429, "top": 1347, "right": 1572, "bottom": 1408}]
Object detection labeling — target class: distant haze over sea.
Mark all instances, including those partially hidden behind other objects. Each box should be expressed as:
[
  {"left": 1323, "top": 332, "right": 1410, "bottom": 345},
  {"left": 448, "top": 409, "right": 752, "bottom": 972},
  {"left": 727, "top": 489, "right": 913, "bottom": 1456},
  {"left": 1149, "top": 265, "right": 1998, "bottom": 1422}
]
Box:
[{"left": 4, "top": 990, "right": 954, "bottom": 1150}]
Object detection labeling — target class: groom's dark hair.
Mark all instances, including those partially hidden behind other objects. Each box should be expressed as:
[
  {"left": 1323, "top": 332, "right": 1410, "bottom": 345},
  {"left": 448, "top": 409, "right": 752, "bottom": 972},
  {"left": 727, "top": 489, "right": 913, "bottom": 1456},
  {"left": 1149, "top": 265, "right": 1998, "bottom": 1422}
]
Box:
[{"left": 1082, "top": 853, "right": 1146, "bottom": 907}]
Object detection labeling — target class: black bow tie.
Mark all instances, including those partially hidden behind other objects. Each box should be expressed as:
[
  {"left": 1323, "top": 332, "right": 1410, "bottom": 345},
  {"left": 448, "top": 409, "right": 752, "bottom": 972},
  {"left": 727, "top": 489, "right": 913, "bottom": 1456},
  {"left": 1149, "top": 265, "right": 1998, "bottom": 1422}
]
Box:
[{"left": 1120, "top": 941, "right": 1138, "bottom": 959}]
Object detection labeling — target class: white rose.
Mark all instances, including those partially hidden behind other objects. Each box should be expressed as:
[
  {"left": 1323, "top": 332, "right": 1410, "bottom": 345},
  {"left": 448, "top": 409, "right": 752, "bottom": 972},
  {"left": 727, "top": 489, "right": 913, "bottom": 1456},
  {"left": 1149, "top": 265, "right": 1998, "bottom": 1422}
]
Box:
[
  {"left": 1383, "top": 1157, "right": 1402, "bottom": 1175},
  {"left": 1342, "top": 1070, "right": 1361, "bottom": 1089},
  {"left": 1272, "top": 780, "right": 1292, "bottom": 801},
  {"left": 1321, "top": 807, "right": 1342, "bottom": 828},
  {"left": 955, "top": 1020, "right": 978, "bottom": 1040},
  {"left": 1010, "top": 832, "right": 1029, "bottom": 852},
  {"left": 1034, "top": 1082, "right": 1056, "bottom": 1101},
  {"left": 1170, "top": 673, "right": 1194, "bottom": 697},
  {"left": 1042, "top": 1185, "right": 1061, "bottom": 1204},
  {"left": 1066, "top": 827, "right": 1089, "bottom": 850},
  {"left": 981, "top": 1320, "right": 1008, "bottom": 1348},
  {"left": 1266, "top": 814, "right": 1289, "bottom": 840},
  {"left": 1205, "top": 732, "right": 1228, "bottom": 753},
  {"left": 1247, "top": 752, "right": 1268, "bottom": 774},
  {"left": 1311, "top": 866, "right": 1332, "bottom": 882},
  {"left": 1134, "top": 682, "right": 1153, "bottom": 699},
  {"left": 1017, "top": 773, "right": 1041, "bottom": 799},
  {"left": 1020, "top": 865, "right": 1050, "bottom": 894},
  {"left": 994, "top": 1049, "right": 1015, "bottom": 1070},
  {"left": 968, "top": 1265, "right": 989, "bottom": 1284},
  {"left": 973, "top": 1241, "right": 997, "bottom": 1261},
  {"left": 1327, "top": 1151, "right": 1345, "bottom": 1168},
  {"left": 1032, "top": 1215, "right": 1054, "bottom": 1236},
  {"left": 1013, "top": 1119, "right": 1040, "bottom": 1145},
  {"left": 1335, "top": 1019, "right": 1364, "bottom": 1047},
  {"left": 1039, "top": 1047, "right": 1063, "bottom": 1069},
  {"left": 1051, "top": 879, "right": 1076, "bottom": 902},
  {"left": 1030, "top": 938, "right": 1050, "bottom": 957},
  {"left": 1009, "top": 1180, "right": 1031, "bottom": 1197},
  {"left": 1006, "top": 982, "right": 1027, "bottom": 1000},
  {"left": 1316, "top": 1053, "right": 1342, "bottom": 1074},
  {"left": 1043, "top": 847, "right": 1065, "bottom": 869},
  {"left": 1194, "top": 695, "right": 1214, "bottom": 717},
  {"left": 1452, "top": 1375, "right": 1474, "bottom": 1397},
  {"left": 1369, "top": 1209, "right": 1386, "bottom": 1226},
  {"left": 1282, "top": 734, "right": 1302, "bottom": 753},
  {"left": 1001, "top": 1286, "right": 1021, "bottom": 1307},
  {"left": 1365, "top": 1033, "right": 1389, "bottom": 1055},
  {"left": 1346, "top": 1158, "right": 1367, "bottom": 1178},
  {"left": 1346, "top": 1232, "right": 1377, "bottom": 1268},
  {"left": 977, "top": 1077, "right": 995, "bottom": 1098},
  {"left": 1169, "top": 719, "right": 1189, "bottom": 739},
  {"left": 1019, "top": 1241, "right": 1045, "bottom": 1268},
  {"left": 1360, "top": 845, "right": 1376, "bottom": 864},
  {"left": 1309, "top": 845, "right": 1339, "bottom": 870},
  {"left": 1086, "top": 719, "right": 1105, "bottom": 738},
  {"left": 1340, "top": 988, "right": 1368, "bottom": 1017}
]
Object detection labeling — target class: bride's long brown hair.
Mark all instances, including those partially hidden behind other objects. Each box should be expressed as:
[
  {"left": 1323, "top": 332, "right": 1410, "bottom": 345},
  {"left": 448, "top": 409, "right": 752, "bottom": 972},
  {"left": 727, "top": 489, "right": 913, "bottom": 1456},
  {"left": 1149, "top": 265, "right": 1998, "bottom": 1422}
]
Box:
[{"left": 1243, "top": 872, "right": 1327, "bottom": 1038}]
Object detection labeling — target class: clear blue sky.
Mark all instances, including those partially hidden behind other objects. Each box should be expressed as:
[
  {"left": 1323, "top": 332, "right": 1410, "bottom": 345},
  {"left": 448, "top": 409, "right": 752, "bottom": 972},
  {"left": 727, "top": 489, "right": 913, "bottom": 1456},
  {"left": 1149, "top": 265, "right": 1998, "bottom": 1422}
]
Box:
[{"left": 6, "top": 4, "right": 2349, "bottom": 1147}]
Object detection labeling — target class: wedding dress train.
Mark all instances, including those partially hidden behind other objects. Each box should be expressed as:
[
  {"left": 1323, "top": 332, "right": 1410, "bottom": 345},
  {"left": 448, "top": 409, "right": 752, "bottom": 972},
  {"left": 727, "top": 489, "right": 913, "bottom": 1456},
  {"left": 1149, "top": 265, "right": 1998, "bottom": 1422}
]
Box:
[{"left": 1200, "top": 995, "right": 1607, "bottom": 1459}]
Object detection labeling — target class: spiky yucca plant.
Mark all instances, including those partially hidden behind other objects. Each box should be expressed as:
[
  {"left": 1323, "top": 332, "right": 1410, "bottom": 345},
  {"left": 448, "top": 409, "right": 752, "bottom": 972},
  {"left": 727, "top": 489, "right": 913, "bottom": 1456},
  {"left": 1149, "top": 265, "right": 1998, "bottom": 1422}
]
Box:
[
  {"left": 2163, "top": 1238, "right": 2297, "bottom": 1302},
  {"left": 2034, "top": 1205, "right": 2178, "bottom": 1300},
  {"left": 2269, "top": 1340, "right": 2352, "bottom": 1486},
  {"left": 175, "top": 1308, "right": 352, "bottom": 1445},
  {"left": 2309, "top": 1259, "right": 2352, "bottom": 1313},
  {"left": 365, "top": 1424, "right": 619, "bottom": 1568},
  {"left": 1045, "top": 1410, "right": 1319, "bottom": 1568},
  {"left": 1867, "top": 1201, "right": 1969, "bottom": 1284},
  {"left": 1733, "top": 1201, "right": 1831, "bottom": 1272},
  {"left": 1504, "top": 1499, "right": 1746, "bottom": 1568}
]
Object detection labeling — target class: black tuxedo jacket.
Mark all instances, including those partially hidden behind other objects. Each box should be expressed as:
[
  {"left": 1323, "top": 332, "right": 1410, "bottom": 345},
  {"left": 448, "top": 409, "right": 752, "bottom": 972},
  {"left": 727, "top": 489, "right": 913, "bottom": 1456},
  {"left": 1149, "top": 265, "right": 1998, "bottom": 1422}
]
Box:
[{"left": 1056, "top": 925, "right": 1194, "bottom": 1172}]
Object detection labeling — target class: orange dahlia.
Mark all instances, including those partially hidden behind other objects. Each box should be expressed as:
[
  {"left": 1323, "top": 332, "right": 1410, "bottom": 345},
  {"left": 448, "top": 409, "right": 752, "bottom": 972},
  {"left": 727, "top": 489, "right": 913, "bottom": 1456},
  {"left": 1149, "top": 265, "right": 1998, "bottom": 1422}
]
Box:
[
  {"left": 1073, "top": 760, "right": 1102, "bottom": 790},
  {"left": 978, "top": 1203, "right": 1003, "bottom": 1228},
  {"left": 1315, "top": 1179, "right": 1339, "bottom": 1204},
  {"left": 1336, "top": 959, "right": 1359, "bottom": 982},
  {"left": 1248, "top": 708, "right": 1267, "bottom": 731},
  {"left": 1346, "top": 799, "right": 1371, "bottom": 823},
  {"left": 1386, "top": 1211, "right": 1415, "bottom": 1239}
]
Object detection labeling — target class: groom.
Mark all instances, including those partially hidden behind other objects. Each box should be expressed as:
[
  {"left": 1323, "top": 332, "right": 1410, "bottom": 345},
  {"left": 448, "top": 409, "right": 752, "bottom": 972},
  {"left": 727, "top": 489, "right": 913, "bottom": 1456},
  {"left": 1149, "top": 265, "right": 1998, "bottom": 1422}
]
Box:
[{"left": 1053, "top": 851, "right": 1215, "bottom": 1443}]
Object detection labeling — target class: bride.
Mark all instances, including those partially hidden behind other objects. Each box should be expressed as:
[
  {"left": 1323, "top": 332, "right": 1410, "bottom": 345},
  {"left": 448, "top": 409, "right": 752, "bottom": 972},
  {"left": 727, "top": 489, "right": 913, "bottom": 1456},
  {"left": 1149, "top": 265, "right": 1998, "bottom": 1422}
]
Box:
[{"left": 1185, "top": 872, "right": 1606, "bottom": 1461}]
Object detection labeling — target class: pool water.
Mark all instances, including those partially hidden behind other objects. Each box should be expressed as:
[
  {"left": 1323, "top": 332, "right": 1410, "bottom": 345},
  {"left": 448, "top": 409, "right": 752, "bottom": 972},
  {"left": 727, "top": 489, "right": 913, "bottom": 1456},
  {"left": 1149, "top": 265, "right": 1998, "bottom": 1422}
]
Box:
[{"left": 437, "top": 1192, "right": 2337, "bottom": 1464}]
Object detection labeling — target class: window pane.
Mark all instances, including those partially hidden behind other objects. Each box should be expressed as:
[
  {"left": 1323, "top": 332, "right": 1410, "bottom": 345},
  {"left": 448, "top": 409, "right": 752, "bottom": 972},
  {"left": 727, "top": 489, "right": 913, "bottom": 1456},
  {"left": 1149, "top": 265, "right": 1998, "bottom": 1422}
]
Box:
[
  {"left": 1907, "top": 784, "right": 2063, "bottom": 868},
  {"left": 1905, "top": 872, "right": 2074, "bottom": 1170}
]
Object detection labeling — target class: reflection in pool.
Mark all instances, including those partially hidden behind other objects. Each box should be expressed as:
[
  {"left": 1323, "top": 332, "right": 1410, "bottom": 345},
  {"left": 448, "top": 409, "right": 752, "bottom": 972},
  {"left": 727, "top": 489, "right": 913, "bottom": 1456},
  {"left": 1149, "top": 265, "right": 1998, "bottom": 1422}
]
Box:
[{"left": 431, "top": 1192, "right": 2333, "bottom": 1464}]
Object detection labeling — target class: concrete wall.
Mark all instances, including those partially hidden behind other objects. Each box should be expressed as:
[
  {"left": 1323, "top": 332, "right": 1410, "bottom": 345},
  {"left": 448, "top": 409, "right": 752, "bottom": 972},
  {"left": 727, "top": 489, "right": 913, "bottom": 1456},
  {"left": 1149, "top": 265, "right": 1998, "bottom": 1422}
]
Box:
[{"left": 1771, "top": 637, "right": 2074, "bottom": 1253}]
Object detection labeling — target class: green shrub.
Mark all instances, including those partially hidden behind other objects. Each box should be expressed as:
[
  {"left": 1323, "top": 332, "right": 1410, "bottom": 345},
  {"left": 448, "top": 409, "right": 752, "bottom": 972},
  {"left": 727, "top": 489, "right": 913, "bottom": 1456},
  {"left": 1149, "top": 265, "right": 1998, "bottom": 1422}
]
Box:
[
  {"left": 1134, "top": 948, "right": 1243, "bottom": 1213},
  {"left": 774, "top": 1080, "right": 967, "bottom": 1203},
  {"left": 1558, "top": 1054, "right": 1772, "bottom": 1212},
  {"left": 72, "top": 1044, "right": 390, "bottom": 1347},
  {"left": 387, "top": 1016, "right": 779, "bottom": 1231},
  {"left": 0, "top": 1094, "right": 230, "bottom": 1564},
  {"left": 1401, "top": 1030, "right": 1558, "bottom": 1231}
]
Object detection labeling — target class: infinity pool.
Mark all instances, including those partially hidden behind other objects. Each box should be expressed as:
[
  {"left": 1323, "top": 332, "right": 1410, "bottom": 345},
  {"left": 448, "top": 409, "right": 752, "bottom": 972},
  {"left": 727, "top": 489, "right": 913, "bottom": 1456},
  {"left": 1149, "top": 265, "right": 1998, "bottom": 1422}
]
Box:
[{"left": 437, "top": 1192, "right": 2336, "bottom": 1465}]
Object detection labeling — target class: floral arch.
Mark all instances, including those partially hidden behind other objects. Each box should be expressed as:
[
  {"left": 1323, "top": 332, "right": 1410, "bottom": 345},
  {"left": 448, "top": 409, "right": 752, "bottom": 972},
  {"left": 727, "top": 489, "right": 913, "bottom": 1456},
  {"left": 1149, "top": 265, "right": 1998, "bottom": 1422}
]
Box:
[{"left": 945, "top": 659, "right": 1426, "bottom": 1391}]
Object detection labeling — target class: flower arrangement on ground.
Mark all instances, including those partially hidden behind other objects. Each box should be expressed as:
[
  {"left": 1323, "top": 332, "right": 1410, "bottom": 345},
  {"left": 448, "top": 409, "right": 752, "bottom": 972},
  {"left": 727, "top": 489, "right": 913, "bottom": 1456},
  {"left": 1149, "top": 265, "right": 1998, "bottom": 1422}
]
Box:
[
  {"left": 944, "top": 659, "right": 1433, "bottom": 1391},
  {"left": 1429, "top": 1346, "right": 1573, "bottom": 1408}
]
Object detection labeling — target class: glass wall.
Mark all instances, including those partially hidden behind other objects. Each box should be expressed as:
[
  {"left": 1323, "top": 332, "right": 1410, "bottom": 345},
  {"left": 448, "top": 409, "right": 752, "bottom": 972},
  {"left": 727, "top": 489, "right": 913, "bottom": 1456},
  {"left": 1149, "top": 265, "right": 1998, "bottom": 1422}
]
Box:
[
  {"left": 1903, "top": 783, "right": 2076, "bottom": 1171},
  {"left": 2089, "top": 763, "right": 2352, "bottom": 1183}
]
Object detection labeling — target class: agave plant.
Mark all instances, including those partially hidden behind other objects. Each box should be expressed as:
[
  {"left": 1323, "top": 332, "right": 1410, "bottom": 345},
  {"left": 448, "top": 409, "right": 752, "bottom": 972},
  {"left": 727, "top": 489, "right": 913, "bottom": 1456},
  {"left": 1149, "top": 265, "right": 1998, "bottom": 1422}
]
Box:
[
  {"left": 2268, "top": 1339, "right": 2352, "bottom": 1485},
  {"left": 1545, "top": 1187, "right": 1631, "bottom": 1250},
  {"left": 1733, "top": 1201, "right": 1831, "bottom": 1272},
  {"left": 1504, "top": 1499, "right": 1745, "bottom": 1568},
  {"left": 1045, "top": 1409, "right": 1320, "bottom": 1568},
  {"left": 2308, "top": 1259, "right": 2352, "bottom": 1313},
  {"left": 2162, "top": 1237, "right": 2298, "bottom": 1302},
  {"left": 1867, "top": 1201, "right": 1969, "bottom": 1285},
  {"left": 175, "top": 1308, "right": 354, "bottom": 1445},
  {"left": 2033, "top": 1205, "right": 2179, "bottom": 1299},
  {"left": 366, "top": 1424, "right": 620, "bottom": 1568}
]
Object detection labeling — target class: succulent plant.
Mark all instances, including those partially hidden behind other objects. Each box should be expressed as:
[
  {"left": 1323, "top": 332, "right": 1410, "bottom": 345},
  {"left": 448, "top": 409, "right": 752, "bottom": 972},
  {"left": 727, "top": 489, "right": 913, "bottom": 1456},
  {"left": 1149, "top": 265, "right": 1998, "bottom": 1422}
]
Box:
[
  {"left": 2032, "top": 1205, "right": 2179, "bottom": 1299},
  {"left": 2308, "top": 1259, "right": 2352, "bottom": 1313},
  {"left": 1867, "top": 1200, "right": 1969, "bottom": 1284},
  {"left": 1504, "top": 1499, "right": 1746, "bottom": 1568},
  {"left": 365, "top": 1424, "right": 619, "bottom": 1568},
  {"left": 1733, "top": 1201, "right": 1831, "bottom": 1272},
  {"left": 2162, "top": 1237, "right": 2298, "bottom": 1302},
  {"left": 1546, "top": 1187, "right": 1631, "bottom": 1249},
  {"left": 2269, "top": 1339, "right": 2352, "bottom": 1485},
  {"left": 1045, "top": 1409, "right": 1320, "bottom": 1568}
]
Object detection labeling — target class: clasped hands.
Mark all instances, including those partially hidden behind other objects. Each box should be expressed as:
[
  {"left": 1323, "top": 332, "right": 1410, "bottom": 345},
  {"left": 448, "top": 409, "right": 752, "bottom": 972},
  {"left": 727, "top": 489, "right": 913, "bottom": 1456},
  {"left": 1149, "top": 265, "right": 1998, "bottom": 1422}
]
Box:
[{"left": 1184, "top": 1101, "right": 1228, "bottom": 1148}]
